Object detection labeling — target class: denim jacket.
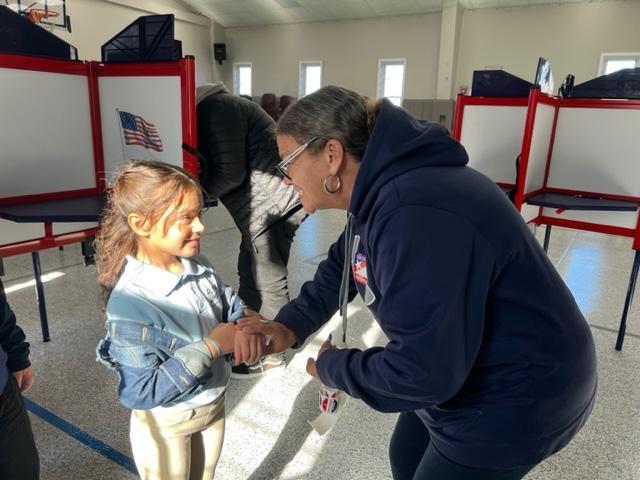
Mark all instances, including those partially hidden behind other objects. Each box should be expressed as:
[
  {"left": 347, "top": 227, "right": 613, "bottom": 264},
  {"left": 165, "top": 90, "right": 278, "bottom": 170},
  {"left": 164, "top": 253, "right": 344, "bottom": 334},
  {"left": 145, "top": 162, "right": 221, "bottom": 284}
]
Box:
[{"left": 96, "top": 255, "right": 244, "bottom": 410}]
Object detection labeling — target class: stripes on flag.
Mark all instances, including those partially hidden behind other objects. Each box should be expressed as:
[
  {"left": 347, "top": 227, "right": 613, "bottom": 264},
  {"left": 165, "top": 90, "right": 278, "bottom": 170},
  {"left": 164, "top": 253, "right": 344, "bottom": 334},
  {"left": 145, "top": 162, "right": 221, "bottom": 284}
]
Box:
[{"left": 118, "top": 111, "right": 164, "bottom": 152}]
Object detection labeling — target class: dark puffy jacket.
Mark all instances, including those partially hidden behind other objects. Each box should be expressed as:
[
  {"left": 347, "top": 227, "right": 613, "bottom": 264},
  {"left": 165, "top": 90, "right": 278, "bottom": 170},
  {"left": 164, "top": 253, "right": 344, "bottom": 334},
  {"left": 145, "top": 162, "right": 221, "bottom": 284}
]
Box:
[{"left": 196, "top": 84, "right": 300, "bottom": 238}]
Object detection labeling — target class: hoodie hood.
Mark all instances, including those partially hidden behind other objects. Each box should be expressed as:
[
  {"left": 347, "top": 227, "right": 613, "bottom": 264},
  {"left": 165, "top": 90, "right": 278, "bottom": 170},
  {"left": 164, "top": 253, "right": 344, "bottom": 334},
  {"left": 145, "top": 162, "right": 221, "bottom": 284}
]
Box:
[
  {"left": 196, "top": 82, "right": 230, "bottom": 104},
  {"left": 349, "top": 99, "right": 468, "bottom": 219}
]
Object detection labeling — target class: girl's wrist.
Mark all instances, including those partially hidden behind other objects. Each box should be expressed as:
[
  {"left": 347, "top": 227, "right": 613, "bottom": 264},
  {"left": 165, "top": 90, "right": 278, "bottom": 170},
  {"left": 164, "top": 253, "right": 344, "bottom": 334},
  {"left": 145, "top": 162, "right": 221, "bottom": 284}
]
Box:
[{"left": 204, "top": 337, "right": 222, "bottom": 359}]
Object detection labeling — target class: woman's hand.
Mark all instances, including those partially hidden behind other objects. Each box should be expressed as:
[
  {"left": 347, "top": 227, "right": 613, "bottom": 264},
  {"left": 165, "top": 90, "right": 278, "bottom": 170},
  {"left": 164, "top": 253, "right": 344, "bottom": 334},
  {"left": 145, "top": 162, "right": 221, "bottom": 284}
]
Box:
[
  {"left": 12, "top": 365, "right": 34, "bottom": 393},
  {"left": 306, "top": 336, "right": 336, "bottom": 379},
  {"left": 236, "top": 309, "right": 296, "bottom": 354},
  {"left": 233, "top": 328, "right": 265, "bottom": 366}
]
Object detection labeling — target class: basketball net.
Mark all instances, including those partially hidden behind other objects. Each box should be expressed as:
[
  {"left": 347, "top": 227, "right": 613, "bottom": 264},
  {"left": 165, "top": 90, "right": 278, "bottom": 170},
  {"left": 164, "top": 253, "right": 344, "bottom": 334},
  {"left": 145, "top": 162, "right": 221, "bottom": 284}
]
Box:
[{"left": 26, "top": 8, "right": 58, "bottom": 32}]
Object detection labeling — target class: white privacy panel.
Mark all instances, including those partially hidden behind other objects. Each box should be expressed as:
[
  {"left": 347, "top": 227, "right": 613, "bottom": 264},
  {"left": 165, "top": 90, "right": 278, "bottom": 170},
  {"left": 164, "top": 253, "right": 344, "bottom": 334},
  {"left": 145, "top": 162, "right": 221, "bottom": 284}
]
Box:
[
  {"left": 540, "top": 208, "right": 638, "bottom": 230},
  {"left": 52, "top": 222, "right": 99, "bottom": 235},
  {"left": 0, "top": 221, "right": 44, "bottom": 245},
  {"left": 459, "top": 106, "right": 527, "bottom": 184},
  {"left": 523, "top": 103, "right": 555, "bottom": 194},
  {"left": 0, "top": 68, "right": 95, "bottom": 197},
  {"left": 548, "top": 108, "right": 640, "bottom": 196},
  {"left": 99, "top": 76, "right": 183, "bottom": 182},
  {"left": 520, "top": 204, "right": 541, "bottom": 224}
]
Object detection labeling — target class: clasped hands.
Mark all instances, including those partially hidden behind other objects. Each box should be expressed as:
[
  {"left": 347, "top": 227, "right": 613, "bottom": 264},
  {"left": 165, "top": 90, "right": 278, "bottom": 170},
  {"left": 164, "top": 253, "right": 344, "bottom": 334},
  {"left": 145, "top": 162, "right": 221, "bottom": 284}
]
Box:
[
  {"left": 206, "top": 309, "right": 268, "bottom": 365},
  {"left": 208, "top": 309, "right": 337, "bottom": 376},
  {"left": 232, "top": 310, "right": 337, "bottom": 380}
]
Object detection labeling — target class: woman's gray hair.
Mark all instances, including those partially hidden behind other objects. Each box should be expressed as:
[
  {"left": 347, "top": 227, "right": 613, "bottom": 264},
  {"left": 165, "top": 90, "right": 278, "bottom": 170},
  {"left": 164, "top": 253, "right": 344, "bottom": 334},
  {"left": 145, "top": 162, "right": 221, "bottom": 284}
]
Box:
[{"left": 275, "top": 85, "right": 382, "bottom": 163}]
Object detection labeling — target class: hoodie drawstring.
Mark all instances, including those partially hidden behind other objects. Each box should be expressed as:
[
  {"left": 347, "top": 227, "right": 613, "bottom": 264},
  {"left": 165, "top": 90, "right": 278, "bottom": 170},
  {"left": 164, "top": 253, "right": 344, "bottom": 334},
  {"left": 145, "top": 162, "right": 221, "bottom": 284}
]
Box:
[{"left": 338, "top": 213, "right": 355, "bottom": 344}]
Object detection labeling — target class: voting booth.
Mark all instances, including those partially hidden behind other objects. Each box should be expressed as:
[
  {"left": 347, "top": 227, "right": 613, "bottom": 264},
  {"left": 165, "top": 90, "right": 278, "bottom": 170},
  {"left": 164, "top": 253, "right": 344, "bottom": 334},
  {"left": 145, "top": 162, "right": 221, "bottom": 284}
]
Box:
[
  {"left": 521, "top": 91, "right": 640, "bottom": 350},
  {"left": 453, "top": 68, "right": 640, "bottom": 350},
  {"left": 0, "top": 54, "right": 197, "bottom": 252},
  {"left": 0, "top": 11, "right": 199, "bottom": 340}
]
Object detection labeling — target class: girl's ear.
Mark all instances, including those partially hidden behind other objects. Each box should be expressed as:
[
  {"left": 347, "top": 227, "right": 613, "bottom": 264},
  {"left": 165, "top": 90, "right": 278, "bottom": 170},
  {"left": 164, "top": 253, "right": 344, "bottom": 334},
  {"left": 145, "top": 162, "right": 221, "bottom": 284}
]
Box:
[
  {"left": 326, "top": 138, "right": 345, "bottom": 175},
  {"left": 127, "top": 213, "right": 150, "bottom": 237}
]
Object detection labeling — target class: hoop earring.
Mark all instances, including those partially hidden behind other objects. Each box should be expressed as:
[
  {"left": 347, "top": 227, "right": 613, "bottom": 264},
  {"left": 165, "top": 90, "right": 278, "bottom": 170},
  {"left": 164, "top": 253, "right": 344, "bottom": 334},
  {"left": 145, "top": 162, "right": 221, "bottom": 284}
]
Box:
[{"left": 323, "top": 174, "right": 341, "bottom": 194}]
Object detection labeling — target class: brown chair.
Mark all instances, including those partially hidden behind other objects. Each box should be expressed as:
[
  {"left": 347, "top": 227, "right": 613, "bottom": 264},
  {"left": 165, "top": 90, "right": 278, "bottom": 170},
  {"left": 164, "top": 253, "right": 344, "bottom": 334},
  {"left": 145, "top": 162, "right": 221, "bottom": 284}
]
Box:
[
  {"left": 260, "top": 93, "right": 279, "bottom": 120},
  {"left": 279, "top": 95, "right": 296, "bottom": 115}
]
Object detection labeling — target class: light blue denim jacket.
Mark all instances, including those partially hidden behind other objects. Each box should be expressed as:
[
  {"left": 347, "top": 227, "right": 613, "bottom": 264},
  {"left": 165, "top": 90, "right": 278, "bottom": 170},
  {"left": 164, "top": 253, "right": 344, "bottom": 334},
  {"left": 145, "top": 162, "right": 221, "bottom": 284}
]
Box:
[{"left": 96, "top": 255, "right": 244, "bottom": 410}]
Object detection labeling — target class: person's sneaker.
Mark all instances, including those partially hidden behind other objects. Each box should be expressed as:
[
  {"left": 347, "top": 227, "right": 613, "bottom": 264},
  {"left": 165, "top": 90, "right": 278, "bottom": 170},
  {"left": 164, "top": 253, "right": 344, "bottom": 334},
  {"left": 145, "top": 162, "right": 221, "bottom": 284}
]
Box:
[{"left": 231, "top": 354, "right": 285, "bottom": 379}]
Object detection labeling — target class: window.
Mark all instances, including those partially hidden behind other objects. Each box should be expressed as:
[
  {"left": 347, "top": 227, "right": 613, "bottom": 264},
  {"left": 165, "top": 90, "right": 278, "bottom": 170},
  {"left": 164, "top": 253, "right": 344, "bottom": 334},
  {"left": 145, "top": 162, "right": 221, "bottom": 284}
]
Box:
[
  {"left": 598, "top": 53, "right": 640, "bottom": 76},
  {"left": 377, "top": 59, "right": 406, "bottom": 106},
  {"left": 299, "top": 61, "right": 322, "bottom": 97},
  {"left": 233, "top": 63, "right": 252, "bottom": 96}
]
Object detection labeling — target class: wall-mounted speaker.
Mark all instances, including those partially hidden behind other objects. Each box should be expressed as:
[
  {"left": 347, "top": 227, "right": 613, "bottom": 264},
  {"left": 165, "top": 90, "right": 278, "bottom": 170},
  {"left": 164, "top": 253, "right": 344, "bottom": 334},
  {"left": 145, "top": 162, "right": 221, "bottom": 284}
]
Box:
[{"left": 213, "top": 43, "right": 226, "bottom": 64}]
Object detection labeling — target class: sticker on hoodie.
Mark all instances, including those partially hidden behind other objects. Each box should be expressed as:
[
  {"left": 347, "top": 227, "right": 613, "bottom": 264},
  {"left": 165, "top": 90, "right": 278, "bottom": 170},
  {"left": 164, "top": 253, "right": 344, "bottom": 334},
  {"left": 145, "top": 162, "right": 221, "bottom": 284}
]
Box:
[
  {"left": 353, "top": 252, "right": 367, "bottom": 285},
  {"left": 352, "top": 236, "right": 377, "bottom": 306}
]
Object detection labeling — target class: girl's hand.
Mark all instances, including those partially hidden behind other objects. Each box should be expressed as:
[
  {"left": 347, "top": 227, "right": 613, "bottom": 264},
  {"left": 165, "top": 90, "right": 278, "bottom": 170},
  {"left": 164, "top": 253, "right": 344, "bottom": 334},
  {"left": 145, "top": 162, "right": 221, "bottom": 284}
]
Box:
[
  {"left": 236, "top": 310, "right": 296, "bottom": 354},
  {"left": 306, "top": 336, "right": 336, "bottom": 379}
]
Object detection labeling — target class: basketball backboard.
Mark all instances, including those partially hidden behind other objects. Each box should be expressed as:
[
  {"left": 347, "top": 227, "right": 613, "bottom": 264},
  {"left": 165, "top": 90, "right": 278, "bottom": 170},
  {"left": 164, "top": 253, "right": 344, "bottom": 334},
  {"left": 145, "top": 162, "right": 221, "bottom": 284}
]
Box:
[{"left": 4, "top": 0, "right": 71, "bottom": 32}]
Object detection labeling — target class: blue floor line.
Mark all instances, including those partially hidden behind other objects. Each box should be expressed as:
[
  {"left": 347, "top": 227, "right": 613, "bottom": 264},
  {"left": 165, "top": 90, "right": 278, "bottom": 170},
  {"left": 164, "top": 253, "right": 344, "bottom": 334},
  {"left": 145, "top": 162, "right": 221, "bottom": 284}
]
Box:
[{"left": 24, "top": 398, "right": 138, "bottom": 475}]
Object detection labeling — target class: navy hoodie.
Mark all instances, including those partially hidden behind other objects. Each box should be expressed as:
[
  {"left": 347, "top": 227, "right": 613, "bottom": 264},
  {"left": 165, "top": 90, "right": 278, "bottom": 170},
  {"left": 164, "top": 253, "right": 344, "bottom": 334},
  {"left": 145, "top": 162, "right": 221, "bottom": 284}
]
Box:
[{"left": 275, "top": 99, "right": 597, "bottom": 470}]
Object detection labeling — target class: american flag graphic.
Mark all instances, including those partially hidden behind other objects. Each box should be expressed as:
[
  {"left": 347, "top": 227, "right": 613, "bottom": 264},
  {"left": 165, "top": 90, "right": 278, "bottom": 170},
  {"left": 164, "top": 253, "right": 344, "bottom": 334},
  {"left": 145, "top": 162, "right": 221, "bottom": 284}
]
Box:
[{"left": 118, "top": 111, "right": 163, "bottom": 152}]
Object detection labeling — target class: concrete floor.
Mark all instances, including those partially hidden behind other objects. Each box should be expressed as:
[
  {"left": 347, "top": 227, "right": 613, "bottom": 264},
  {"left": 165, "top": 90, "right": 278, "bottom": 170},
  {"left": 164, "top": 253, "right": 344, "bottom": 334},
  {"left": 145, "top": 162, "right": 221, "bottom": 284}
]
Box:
[{"left": 2, "top": 206, "right": 639, "bottom": 479}]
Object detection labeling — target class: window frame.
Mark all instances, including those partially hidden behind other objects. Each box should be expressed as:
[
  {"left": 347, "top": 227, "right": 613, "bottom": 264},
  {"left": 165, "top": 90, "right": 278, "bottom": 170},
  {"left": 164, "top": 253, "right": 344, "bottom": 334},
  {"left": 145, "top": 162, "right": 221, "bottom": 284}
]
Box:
[
  {"left": 598, "top": 53, "right": 640, "bottom": 76},
  {"left": 298, "top": 60, "right": 323, "bottom": 97},
  {"left": 232, "top": 62, "right": 253, "bottom": 96},
  {"left": 377, "top": 58, "right": 407, "bottom": 106}
]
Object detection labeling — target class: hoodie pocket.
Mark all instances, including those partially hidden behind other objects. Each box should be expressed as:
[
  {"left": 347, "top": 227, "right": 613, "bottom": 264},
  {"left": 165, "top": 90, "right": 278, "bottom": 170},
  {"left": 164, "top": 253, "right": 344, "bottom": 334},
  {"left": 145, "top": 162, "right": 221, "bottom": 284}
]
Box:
[{"left": 426, "top": 406, "right": 483, "bottom": 438}]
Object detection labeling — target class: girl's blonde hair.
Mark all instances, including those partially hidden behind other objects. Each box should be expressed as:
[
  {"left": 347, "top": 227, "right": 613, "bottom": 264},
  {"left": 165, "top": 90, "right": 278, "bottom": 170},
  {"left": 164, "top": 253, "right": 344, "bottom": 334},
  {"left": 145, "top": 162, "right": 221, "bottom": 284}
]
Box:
[{"left": 96, "top": 160, "right": 203, "bottom": 306}]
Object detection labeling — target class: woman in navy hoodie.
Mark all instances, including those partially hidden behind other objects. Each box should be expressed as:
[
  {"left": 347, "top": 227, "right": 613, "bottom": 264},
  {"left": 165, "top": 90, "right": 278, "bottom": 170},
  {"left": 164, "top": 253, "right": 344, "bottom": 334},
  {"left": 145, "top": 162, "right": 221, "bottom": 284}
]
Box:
[{"left": 239, "top": 85, "right": 597, "bottom": 480}]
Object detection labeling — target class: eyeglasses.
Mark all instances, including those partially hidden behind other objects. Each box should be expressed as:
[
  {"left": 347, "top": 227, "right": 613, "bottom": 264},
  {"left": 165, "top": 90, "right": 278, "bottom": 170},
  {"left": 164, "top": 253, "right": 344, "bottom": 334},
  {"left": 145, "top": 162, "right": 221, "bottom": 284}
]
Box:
[{"left": 276, "top": 136, "right": 319, "bottom": 180}]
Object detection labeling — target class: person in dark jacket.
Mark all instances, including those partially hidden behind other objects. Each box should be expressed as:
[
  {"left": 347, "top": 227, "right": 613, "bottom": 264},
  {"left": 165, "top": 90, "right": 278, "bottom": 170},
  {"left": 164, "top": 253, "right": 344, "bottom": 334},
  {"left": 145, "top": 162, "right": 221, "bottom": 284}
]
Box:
[
  {"left": 196, "top": 83, "right": 305, "bottom": 377},
  {"left": 238, "top": 85, "right": 597, "bottom": 479},
  {"left": 0, "top": 278, "right": 39, "bottom": 479}
]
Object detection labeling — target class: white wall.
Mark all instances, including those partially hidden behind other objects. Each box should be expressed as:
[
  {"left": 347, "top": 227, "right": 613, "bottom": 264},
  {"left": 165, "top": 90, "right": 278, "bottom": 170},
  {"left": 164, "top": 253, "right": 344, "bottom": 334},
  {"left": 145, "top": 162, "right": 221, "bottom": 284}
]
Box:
[
  {"left": 222, "top": 14, "right": 442, "bottom": 99},
  {"left": 455, "top": 1, "right": 640, "bottom": 93},
  {"left": 211, "top": 1, "right": 639, "bottom": 100},
  {"left": 53, "top": 0, "right": 214, "bottom": 85}
]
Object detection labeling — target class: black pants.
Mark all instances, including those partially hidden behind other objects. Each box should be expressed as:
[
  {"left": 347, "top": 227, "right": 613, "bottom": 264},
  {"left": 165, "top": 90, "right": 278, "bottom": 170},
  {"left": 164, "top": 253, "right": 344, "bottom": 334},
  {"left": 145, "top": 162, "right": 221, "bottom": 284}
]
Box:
[
  {"left": 238, "top": 209, "right": 305, "bottom": 319},
  {"left": 0, "top": 376, "right": 39, "bottom": 480},
  {"left": 389, "top": 412, "right": 535, "bottom": 480}
]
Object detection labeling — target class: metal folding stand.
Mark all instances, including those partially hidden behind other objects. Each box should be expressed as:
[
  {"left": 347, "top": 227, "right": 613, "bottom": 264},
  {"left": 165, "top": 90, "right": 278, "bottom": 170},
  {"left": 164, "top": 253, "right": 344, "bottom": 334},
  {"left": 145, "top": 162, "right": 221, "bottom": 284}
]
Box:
[
  {"left": 31, "top": 251, "right": 51, "bottom": 342},
  {"left": 0, "top": 195, "right": 216, "bottom": 342},
  {"left": 543, "top": 225, "right": 552, "bottom": 252},
  {"left": 0, "top": 195, "right": 104, "bottom": 342},
  {"left": 615, "top": 251, "right": 640, "bottom": 351},
  {"left": 528, "top": 192, "right": 640, "bottom": 351}
]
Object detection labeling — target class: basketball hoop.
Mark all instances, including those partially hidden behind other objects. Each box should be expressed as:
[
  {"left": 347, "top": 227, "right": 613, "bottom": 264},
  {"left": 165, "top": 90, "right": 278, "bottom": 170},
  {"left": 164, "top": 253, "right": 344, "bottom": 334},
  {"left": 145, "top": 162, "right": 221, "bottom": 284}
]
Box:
[{"left": 26, "top": 8, "right": 59, "bottom": 31}]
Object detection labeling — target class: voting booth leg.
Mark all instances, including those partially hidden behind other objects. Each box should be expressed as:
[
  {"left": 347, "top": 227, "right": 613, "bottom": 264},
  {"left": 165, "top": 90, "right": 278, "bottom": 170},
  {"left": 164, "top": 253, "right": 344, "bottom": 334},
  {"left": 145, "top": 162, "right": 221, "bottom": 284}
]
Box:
[
  {"left": 615, "top": 250, "right": 640, "bottom": 351},
  {"left": 81, "top": 237, "right": 95, "bottom": 266},
  {"left": 543, "top": 225, "right": 552, "bottom": 252},
  {"left": 31, "top": 252, "right": 51, "bottom": 342}
]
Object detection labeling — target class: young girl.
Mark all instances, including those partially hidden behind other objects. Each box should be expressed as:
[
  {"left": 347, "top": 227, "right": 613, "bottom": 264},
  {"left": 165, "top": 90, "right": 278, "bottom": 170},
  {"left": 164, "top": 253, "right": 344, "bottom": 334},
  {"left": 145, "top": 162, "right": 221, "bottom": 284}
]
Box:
[{"left": 95, "top": 160, "right": 264, "bottom": 480}]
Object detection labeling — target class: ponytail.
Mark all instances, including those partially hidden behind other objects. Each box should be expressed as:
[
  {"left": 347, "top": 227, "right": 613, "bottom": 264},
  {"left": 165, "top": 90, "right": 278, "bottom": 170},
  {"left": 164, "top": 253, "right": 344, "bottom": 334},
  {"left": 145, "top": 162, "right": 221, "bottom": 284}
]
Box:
[{"left": 366, "top": 98, "right": 384, "bottom": 136}]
